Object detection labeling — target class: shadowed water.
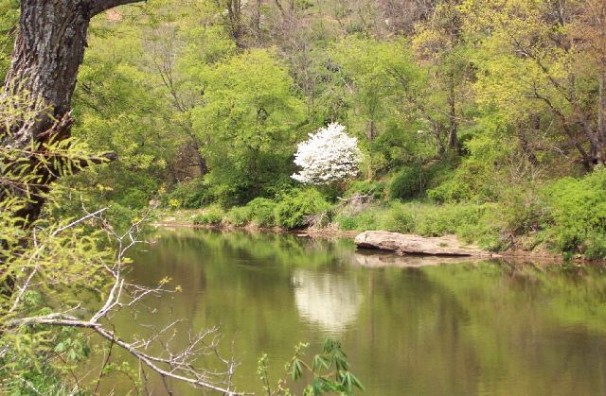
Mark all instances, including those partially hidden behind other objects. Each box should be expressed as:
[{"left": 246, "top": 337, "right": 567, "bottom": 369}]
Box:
[{"left": 103, "top": 229, "right": 606, "bottom": 395}]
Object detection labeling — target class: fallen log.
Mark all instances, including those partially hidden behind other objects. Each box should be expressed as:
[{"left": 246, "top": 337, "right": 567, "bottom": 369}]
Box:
[{"left": 354, "top": 231, "right": 497, "bottom": 257}]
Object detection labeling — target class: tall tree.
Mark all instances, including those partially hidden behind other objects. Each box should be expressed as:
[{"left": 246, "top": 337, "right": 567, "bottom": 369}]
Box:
[
  {"left": 0, "top": 0, "right": 143, "bottom": 224},
  {"left": 461, "top": 0, "right": 606, "bottom": 171},
  {"left": 413, "top": 0, "right": 471, "bottom": 156},
  {"left": 190, "top": 49, "right": 306, "bottom": 204}
]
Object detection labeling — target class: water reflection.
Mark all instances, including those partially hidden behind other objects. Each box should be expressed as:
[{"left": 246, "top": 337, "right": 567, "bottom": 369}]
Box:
[
  {"left": 104, "top": 229, "right": 606, "bottom": 396},
  {"left": 354, "top": 251, "right": 480, "bottom": 268},
  {"left": 292, "top": 269, "right": 362, "bottom": 332}
]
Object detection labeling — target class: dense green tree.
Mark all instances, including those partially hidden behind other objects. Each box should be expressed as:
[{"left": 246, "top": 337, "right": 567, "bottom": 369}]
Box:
[
  {"left": 1, "top": 0, "right": 149, "bottom": 224},
  {"left": 330, "top": 37, "right": 435, "bottom": 175},
  {"left": 460, "top": 0, "right": 606, "bottom": 171},
  {"left": 190, "top": 49, "right": 306, "bottom": 204},
  {"left": 72, "top": 22, "right": 176, "bottom": 209},
  {"left": 413, "top": 1, "right": 474, "bottom": 156}
]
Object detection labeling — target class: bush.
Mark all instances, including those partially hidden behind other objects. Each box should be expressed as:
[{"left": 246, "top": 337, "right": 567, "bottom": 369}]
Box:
[
  {"left": 164, "top": 179, "right": 210, "bottom": 209},
  {"left": 543, "top": 169, "right": 606, "bottom": 254},
  {"left": 192, "top": 205, "right": 225, "bottom": 226},
  {"left": 427, "top": 179, "right": 471, "bottom": 203},
  {"left": 340, "top": 207, "right": 382, "bottom": 231},
  {"left": 415, "top": 204, "right": 486, "bottom": 237},
  {"left": 106, "top": 203, "right": 138, "bottom": 234},
  {"left": 275, "top": 189, "right": 331, "bottom": 229},
  {"left": 334, "top": 214, "right": 359, "bottom": 230},
  {"left": 117, "top": 188, "right": 149, "bottom": 209},
  {"left": 584, "top": 234, "right": 606, "bottom": 260},
  {"left": 345, "top": 179, "right": 385, "bottom": 200},
  {"left": 225, "top": 206, "right": 253, "bottom": 226},
  {"left": 456, "top": 217, "right": 505, "bottom": 251},
  {"left": 388, "top": 166, "right": 423, "bottom": 200},
  {"left": 245, "top": 198, "right": 277, "bottom": 227},
  {"left": 426, "top": 161, "right": 499, "bottom": 203},
  {"left": 498, "top": 186, "right": 548, "bottom": 237},
  {"left": 382, "top": 203, "right": 415, "bottom": 233}
]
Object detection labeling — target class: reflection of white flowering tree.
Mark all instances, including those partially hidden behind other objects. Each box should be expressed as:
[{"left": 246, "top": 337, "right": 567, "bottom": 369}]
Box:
[
  {"left": 292, "top": 269, "right": 363, "bottom": 333},
  {"left": 291, "top": 123, "right": 362, "bottom": 185}
]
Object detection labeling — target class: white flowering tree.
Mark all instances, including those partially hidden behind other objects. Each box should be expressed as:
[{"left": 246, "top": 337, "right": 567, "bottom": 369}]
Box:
[{"left": 291, "top": 123, "right": 362, "bottom": 185}]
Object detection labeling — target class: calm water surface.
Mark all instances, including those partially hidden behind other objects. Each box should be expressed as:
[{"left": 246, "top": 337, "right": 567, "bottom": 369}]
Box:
[{"left": 107, "top": 229, "right": 606, "bottom": 395}]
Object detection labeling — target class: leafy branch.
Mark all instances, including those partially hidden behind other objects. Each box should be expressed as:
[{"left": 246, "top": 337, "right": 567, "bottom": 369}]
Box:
[{"left": 258, "top": 339, "right": 364, "bottom": 396}]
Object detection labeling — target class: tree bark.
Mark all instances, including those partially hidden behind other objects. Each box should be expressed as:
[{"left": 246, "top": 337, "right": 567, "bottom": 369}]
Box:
[{"left": 1, "top": 0, "right": 143, "bottom": 224}]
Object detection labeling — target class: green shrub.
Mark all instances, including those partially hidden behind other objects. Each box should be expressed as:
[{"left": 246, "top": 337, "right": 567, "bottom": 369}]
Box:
[
  {"left": 415, "top": 204, "right": 485, "bottom": 237},
  {"left": 382, "top": 203, "right": 415, "bottom": 233},
  {"left": 335, "top": 214, "right": 359, "bottom": 230},
  {"left": 192, "top": 205, "right": 225, "bottom": 226},
  {"left": 345, "top": 180, "right": 385, "bottom": 200},
  {"left": 456, "top": 219, "right": 505, "bottom": 251},
  {"left": 424, "top": 160, "right": 457, "bottom": 191},
  {"left": 584, "top": 234, "right": 606, "bottom": 260},
  {"left": 427, "top": 179, "right": 472, "bottom": 203},
  {"left": 427, "top": 161, "right": 499, "bottom": 203},
  {"left": 543, "top": 169, "right": 606, "bottom": 254},
  {"left": 498, "top": 186, "right": 548, "bottom": 236},
  {"left": 118, "top": 188, "right": 148, "bottom": 209},
  {"left": 245, "top": 197, "right": 277, "bottom": 227},
  {"left": 275, "top": 189, "right": 331, "bottom": 229},
  {"left": 164, "top": 179, "right": 210, "bottom": 209},
  {"left": 333, "top": 200, "right": 503, "bottom": 248},
  {"left": 388, "top": 166, "right": 423, "bottom": 200},
  {"left": 225, "top": 206, "right": 252, "bottom": 226},
  {"left": 106, "top": 203, "right": 138, "bottom": 234},
  {"left": 350, "top": 208, "right": 382, "bottom": 231}
]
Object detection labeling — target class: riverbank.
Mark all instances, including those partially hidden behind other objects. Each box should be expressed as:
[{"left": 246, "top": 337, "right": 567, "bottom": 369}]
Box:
[{"left": 151, "top": 208, "right": 583, "bottom": 264}]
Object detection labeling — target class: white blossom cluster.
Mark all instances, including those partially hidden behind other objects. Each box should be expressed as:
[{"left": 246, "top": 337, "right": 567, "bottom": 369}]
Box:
[{"left": 291, "top": 123, "right": 362, "bottom": 185}]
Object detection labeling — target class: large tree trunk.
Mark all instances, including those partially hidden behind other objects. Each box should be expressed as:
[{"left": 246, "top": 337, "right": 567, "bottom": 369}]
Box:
[
  {"left": 0, "top": 0, "right": 143, "bottom": 301},
  {"left": 0, "top": 0, "right": 142, "bottom": 224}
]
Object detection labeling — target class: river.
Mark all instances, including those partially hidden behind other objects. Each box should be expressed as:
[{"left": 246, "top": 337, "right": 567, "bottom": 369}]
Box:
[{"left": 101, "top": 229, "right": 606, "bottom": 395}]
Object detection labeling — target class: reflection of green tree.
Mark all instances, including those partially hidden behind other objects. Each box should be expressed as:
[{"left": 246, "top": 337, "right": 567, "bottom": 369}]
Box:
[
  {"left": 349, "top": 265, "right": 479, "bottom": 396},
  {"left": 328, "top": 259, "right": 606, "bottom": 396},
  {"left": 353, "top": 261, "right": 606, "bottom": 396},
  {"left": 144, "top": 229, "right": 356, "bottom": 270},
  {"left": 117, "top": 231, "right": 606, "bottom": 396},
  {"left": 121, "top": 229, "right": 358, "bottom": 394}
]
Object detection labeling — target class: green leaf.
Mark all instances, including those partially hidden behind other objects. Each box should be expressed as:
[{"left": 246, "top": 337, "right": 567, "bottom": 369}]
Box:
[
  {"left": 54, "top": 342, "right": 66, "bottom": 353},
  {"left": 291, "top": 358, "right": 304, "bottom": 380},
  {"left": 312, "top": 354, "right": 330, "bottom": 373}
]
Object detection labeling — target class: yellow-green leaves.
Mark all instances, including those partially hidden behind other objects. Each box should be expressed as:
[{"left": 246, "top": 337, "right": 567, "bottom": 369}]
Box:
[{"left": 190, "top": 49, "right": 306, "bottom": 204}]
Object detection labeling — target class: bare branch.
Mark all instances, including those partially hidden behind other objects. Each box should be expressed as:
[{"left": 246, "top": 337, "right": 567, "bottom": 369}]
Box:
[
  {"left": 52, "top": 207, "right": 109, "bottom": 237},
  {"left": 7, "top": 315, "right": 249, "bottom": 395},
  {"left": 5, "top": 208, "right": 249, "bottom": 395}
]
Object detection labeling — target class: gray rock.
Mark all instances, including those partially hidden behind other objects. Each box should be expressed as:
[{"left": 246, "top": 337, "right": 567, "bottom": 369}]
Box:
[{"left": 354, "top": 231, "right": 495, "bottom": 257}]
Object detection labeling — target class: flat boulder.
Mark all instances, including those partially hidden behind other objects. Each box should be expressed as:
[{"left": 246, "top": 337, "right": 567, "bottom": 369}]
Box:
[{"left": 354, "top": 231, "right": 495, "bottom": 257}]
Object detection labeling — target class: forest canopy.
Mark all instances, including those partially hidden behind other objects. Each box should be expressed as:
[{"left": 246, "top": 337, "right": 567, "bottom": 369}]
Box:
[
  {"left": 5, "top": 0, "right": 599, "bottom": 251},
  {"left": 1, "top": 0, "right": 605, "bottom": 252}
]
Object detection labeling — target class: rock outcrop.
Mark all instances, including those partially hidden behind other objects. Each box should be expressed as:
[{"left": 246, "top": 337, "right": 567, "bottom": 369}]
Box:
[{"left": 354, "top": 231, "right": 496, "bottom": 257}]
